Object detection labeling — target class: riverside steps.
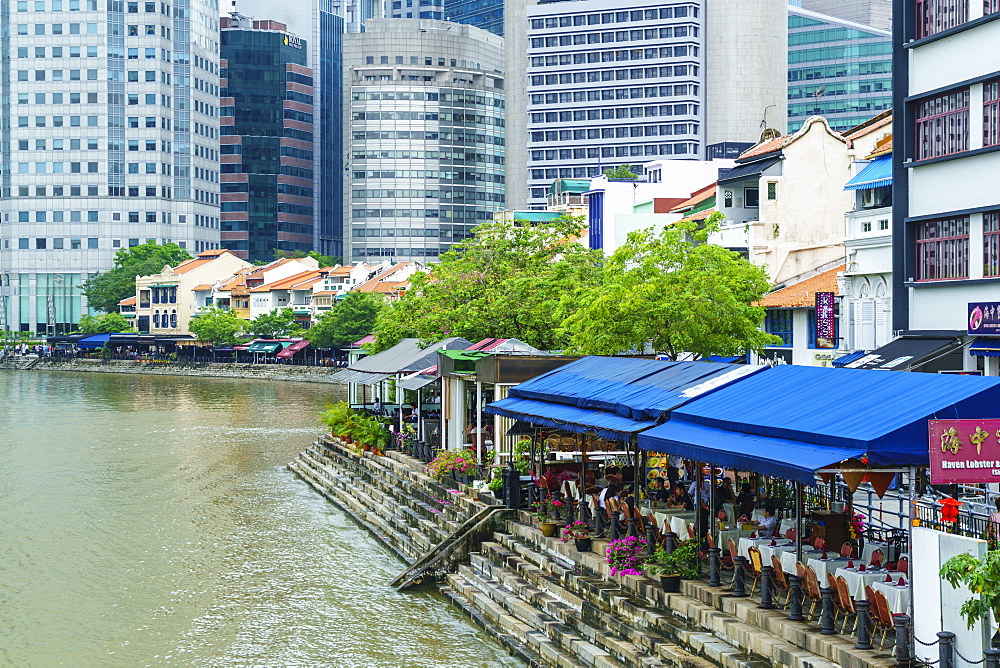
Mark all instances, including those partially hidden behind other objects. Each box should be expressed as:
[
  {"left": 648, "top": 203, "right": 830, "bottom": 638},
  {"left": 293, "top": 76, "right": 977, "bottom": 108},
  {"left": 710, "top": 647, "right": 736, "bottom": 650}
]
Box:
[
  {"left": 9, "top": 357, "right": 348, "bottom": 383},
  {"left": 290, "top": 438, "right": 897, "bottom": 668}
]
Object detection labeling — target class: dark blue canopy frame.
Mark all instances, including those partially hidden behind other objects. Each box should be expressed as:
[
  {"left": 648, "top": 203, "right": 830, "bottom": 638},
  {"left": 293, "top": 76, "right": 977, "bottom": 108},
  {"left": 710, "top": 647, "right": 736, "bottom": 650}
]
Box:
[
  {"left": 77, "top": 333, "right": 113, "bottom": 349},
  {"left": 486, "top": 396, "right": 655, "bottom": 441},
  {"left": 639, "top": 365, "right": 1000, "bottom": 485}
]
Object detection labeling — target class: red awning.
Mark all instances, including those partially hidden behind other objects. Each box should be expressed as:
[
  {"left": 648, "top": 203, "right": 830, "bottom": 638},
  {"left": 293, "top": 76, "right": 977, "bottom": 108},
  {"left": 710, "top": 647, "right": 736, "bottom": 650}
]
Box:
[{"left": 277, "top": 339, "right": 310, "bottom": 358}]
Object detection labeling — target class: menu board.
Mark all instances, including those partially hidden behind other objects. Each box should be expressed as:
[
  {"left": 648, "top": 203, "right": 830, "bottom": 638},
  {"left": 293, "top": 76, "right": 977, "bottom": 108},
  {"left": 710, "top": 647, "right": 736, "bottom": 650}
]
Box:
[{"left": 645, "top": 455, "right": 672, "bottom": 490}]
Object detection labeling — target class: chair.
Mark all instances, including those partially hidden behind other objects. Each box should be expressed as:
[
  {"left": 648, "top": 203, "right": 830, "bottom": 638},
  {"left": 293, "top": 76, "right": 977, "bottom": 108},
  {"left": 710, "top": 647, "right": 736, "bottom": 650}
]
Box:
[
  {"left": 784, "top": 528, "right": 795, "bottom": 540},
  {"left": 771, "top": 555, "right": 791, "bottom": 606},
  {"left": 872, "top": 589, "right": 896, "bottom": 648},
  {"left": 813, "top": 536, "right": 825, "bottom": 552},
  {"left": 865, "top": 586, "right": 885, "bottom": 641},
  {"left": 747, "top": 546, "right": 764, "bottom": 596},
  {"left": 728, "top": 538, "right": 741, "bottom": 584},
  {"left": 835, "top": 576, "right": 857, "bottom": 634},
  {"left": 803, "top": 565, "right": 823, "bottom": 617},
  {"left": 870, "top": 549, "right": 884, "bottom": 568},
  {"left": 896, "top": 555, "right": 908, "bottom": 576},
  {"left": 687, "top": 523, "right": 696, "bottom": 541},
  {"left": 840, "top": 542, "right": 854, "bottom": 558},
  {"left": 826, "top": 574, "right": 844, "bottom": 626}
]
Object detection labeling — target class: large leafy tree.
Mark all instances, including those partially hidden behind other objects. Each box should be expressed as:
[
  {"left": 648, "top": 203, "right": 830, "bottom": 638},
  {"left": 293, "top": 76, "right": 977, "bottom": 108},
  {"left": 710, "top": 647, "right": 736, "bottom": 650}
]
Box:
[
  {"left": 82, "top": 242, "right": 192, "bottom": 313},
  {"left": 246, "top": 307, "right": 302, "bottom": 339},
  {"left": 188, "top": 308, "right": 246, "bottom": 346},
  {"left": 77, "top": 313, "right": 136, "bottom": 334},
  {"left": 561, "top": 213, "right": 781, "bottom": 360},
  {"left": 369, "top": 216, "right": 604, "bottom": 352},
  {"left": 273, "top": 249, "right": 342, "bottom": 267},
  {"left": 306, "top": 291, "right": 386, "bottom": 349}
]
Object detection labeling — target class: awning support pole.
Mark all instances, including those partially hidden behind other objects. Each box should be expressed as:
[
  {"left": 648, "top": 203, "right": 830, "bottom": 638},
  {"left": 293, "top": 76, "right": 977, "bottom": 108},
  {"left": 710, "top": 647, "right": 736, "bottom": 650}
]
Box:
[
  {"left": 632, "top": 437, "right": 640, "bottom": 501},
  {"left": 417, "top": 388, "right": 423, "bottom": 443},
  {"left": 907, "top": 465, "right": 916, "bottom": 658},
  {"left": 795, "top": 482, "right": 803, "bottom": 562},
  {"left": 694, "top": 461, "right": 702, "bottom": 544},
  {"left": 475, "top": 381, "right": 483, "bottom": 464}
]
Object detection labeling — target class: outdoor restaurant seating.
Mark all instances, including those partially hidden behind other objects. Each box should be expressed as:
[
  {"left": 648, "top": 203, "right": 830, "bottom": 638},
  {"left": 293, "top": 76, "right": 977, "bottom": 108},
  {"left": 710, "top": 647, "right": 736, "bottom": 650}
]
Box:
[
  {"left": 871, "top": 588, "right": 897, "bottom": 648},
  {"left": 839, "top": 541, "right": 853, "bottom": 558},
  {"left": 747, "top": 546, "right": 763, "bottom": 596},
  {"left": 869, "top": 549, "right": 884, "bottom": 568},
  {"left": 834, "top": 575, "right": 857, "bottom": 634},
  {"left": 770, "top": 555, "right": 791, "bottom": 606},
  {"left": 896, "top": 555, "right": 909, "bottom": 576}
]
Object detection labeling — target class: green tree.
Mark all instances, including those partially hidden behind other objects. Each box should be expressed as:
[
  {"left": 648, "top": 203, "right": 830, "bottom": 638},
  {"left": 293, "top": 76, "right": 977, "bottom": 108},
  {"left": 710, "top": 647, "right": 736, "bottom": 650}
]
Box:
[
  {"left": 603, "top": 164, "right": 639, "bottom": 179},
  {"left": 273, "top": 249, "right": 342, "bottom": 267},
  {"left": 246, "top": 307, "right": 302, "bottom": 339},
  {"left": 82, "top": 242, "right": 192, "bottom": 313},
  {"left": 188, "top": 308, "right": 246, "bottom": 346},
  {"left": 370, "top": 216, "right": 604, "bottom": 352},
  {"left": 77, "top": 313, "right": 136, "bottom": 334},
  {"left": 307, "top": 291, "right": 386, "bottom": 349},
  {"left": 561, "top": 212, "right": 781, "bottom": 360},
  {"left": 941, "top": 550, "right": 1000, "bottom": 631}
]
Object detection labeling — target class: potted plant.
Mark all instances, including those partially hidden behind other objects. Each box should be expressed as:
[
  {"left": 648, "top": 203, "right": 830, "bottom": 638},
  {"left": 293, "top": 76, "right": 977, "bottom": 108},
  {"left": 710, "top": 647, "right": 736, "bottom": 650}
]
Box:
[
  {"left": 606, "top": 536, "right": 648, "bottom": 576},
  {"left": 425, "top": 449, "right": 478, "bottom": 484},
  {"left": 645, "top": 541, "right": 700, "bottom": 593},
  {"left": 532, "top": 498, "right": 562, "bottom": 537},
  {"left": 561, "top": 520, "right": 593, "bottom": 553},
  {"left": 941, "top": 549, "right": 1000, "bottom": 646},
  {"left": 319, "top": 401, "right": 352, "bottom": 440}
]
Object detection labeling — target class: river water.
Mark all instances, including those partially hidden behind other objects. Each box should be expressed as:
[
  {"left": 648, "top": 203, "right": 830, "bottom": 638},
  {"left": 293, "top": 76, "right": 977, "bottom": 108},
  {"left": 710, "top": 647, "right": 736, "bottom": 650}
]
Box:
[{"left": 0, "top": 370, "right": 517, "bottom": 667}]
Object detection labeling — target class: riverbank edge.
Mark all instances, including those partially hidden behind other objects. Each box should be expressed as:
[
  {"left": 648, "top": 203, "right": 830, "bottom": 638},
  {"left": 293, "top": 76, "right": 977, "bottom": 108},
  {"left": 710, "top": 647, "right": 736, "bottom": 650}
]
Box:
[{"left": 0, "top": 357, "right": 345, "bottom": 384}]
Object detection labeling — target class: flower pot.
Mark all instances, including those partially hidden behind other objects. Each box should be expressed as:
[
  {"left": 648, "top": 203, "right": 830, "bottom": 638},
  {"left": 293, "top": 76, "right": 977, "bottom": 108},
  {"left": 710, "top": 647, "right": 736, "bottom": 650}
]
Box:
[
  {"left": 540, "top": 521, "right": 558, "bottom": 538},
  {"left": 660, "top": 575, "right": 681, "bottom": 593},
  {"left": 362, "top": 444, "right": 372, "bottom": 452},
  {"left": 574, "top": 537, "right": 592, "bottom": 553}
]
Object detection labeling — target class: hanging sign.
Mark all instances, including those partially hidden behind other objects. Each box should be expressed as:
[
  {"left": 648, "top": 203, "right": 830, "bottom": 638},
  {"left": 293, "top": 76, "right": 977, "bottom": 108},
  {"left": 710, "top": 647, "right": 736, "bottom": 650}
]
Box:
[
  {"left": 929, "top": 419, "right": 1000, "bottom": 483},
  {"left": 815, "top": 291, "right": 836, "bottom": 348},
  {"left": 968, "top": 302, "right": 1000, "bottom": 335}
]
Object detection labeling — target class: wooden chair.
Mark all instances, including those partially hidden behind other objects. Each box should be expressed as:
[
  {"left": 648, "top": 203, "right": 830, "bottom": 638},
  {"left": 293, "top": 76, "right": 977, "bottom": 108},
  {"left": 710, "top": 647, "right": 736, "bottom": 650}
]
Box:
[
  {"left": 872, "top": 589, "right": 896, "bottom": 647},
  {"left": 771, "top": 555, "right": 791, "bottom": 606},
  {"left": 865, "top": 586, "right": 886, "bottom": 642},
  {"left": 813, "top": 536, "right": 825, "bottom": 552},
  {"left": 747, "top": 546, "right": 764, "bottom": 596},
  {"left": 870, "top": 549, "right": 884, "bottom": 568},
  {"left": 728, "top": 538, "right": 741, "bottom": 585},
  {"left": 785, "top": 529, "right": 797, "bottom": 542},
  {"left": 835, "top": 575, "right": 857, "bottom": 634},
  {"left": 803, "top": 564, "right": 822, "bottom": 617},
  {"left": 896, "top": 555, "right": 909, "bottom": 576},
  {"left": 840, "top": 542, "right": 854, "bottom": 558},
  {"left": 826, "top": 573, "right": 844, "bottom": 627},
  {"left": 687, "top": 523, "right": 696, "bottom": 541}
]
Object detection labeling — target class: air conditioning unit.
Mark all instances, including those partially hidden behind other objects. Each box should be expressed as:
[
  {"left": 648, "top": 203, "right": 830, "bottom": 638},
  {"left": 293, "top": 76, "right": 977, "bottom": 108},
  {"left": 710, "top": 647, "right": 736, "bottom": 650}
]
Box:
[{"left": 862, "top": 189, "right": 875, "bottom": 208}]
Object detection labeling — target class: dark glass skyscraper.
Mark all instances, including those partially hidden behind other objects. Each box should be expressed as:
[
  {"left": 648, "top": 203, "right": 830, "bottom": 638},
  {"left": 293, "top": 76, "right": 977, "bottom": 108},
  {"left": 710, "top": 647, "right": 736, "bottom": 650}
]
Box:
[
  {"left": 443, "top": 0, "right": 504, "bottom": 36},
  {"left": 220, "top": 17, "right": 315, "bottom": 263}
]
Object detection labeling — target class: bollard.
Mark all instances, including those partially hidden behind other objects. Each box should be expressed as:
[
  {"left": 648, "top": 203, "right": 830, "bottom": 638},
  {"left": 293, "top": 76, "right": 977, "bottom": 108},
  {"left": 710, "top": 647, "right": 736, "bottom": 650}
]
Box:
[
  {"left": 759, "top": 566, "right": 775, "bottom": 609},
  {"left": 663, "top": 531, "right": 677, "bottom": 554},
  {"left": 610, "top": 513, "right": 620, "bottom": 541},
  {"left": 894, "top": 615, "right": 913, "bottom": 667},
  {"left": 938, "top": 631, "right": 955, "bottom": 668},
  {"left": 645, "top": 524, "right": 657, "bottom": 556},
  {"left": 708, "top": 547, "right": 722, "bottom": 587},
  {"left": 984, "top": 647, "right": 1000, "bottom": 668},
  {"left": 819, "top": 587, "right": 836, "bottom": 635},
  {"left": 731, "top": 557, "right": 748, "bottom": 597},
  {"left": 593, "top": 503, "right": 605, "bottom": 536},
  {"left": 787, "top": 575, "right": 804, "bottom": 621},
  {"left": 855, "top": 600, "right": 873, "bottom": 650},
  {"left": 627, "top": 516, "right": 638, "bottom": 538}
]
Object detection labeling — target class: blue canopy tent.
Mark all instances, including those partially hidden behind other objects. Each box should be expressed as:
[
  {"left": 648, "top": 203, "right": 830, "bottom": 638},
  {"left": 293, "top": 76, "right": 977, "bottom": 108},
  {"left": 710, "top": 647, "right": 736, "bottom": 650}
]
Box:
[
  {"left": 77, "top": 334, "right": 113, "bottom": 349},
  {"left": 638, "top": 364, "right": 1000, "bottom": 485}
]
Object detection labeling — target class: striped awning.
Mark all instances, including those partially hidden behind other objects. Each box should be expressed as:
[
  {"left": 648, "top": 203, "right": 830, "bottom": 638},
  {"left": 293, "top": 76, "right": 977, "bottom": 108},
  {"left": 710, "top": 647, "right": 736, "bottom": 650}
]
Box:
[{"left": 844, "top": 155, "right": 892, "bottom": 191}]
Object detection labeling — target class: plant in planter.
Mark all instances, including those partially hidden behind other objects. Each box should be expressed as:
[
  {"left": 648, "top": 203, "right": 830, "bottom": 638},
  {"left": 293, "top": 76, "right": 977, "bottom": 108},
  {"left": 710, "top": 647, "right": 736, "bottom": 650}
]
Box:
[
  {"left": 941, "top": 549, "right": 1000, "bottom": 644},
  {"left": 532, "top": 498, "right": 563, "bottom": 537},
  {"left": 561, "top": 520, "right": 593, "bottom": 552},
  {"left": 645, "top": 540, "right": 700, "bottom": 592},
  {"left": 606, "top": 536, "right": 648, "bottom": 576},
  {"left": 319, "top": 401, "right": 353, "bottom": 439},
  {"left": 424, "top": 449, "right": 478, "bottom": 482}
]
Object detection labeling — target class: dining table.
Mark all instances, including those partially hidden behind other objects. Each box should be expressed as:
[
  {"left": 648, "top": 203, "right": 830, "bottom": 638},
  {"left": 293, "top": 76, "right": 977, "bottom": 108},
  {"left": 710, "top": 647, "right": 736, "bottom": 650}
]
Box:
[
  {"left": 836, "top": 565, "right": 907, "bottom": 600},
  {"left": 719, "top": 526, "right": 755, "bottom": 553},
  {"left": 757, "top": 540, "right": 797, "bottom": 565},
  {"left": 807, "top": 556, "right": 853, "bottom": 584},
  {"left": 779, "top": 548, "right": 824, "bottom": 575},
  {"left": 861, "top": 540, "right": 890, "bottom": 564},
  {"left": 871, "top": 579, "right": 911, "bottom": 614},
  {"left": 738, "top": 536, "right": 783, "bottom": 560}
]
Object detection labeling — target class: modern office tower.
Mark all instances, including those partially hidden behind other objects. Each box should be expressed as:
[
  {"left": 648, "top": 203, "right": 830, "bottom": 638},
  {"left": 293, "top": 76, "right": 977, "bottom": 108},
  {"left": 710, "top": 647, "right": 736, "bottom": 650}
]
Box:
[
  {"left": 890, "top": 0, "right": 1000, "bottom": 377},
  {"left": 0, "top": 0, "right": 221, "bottom": 334},
  {"left": 229, "top": 0, "right": 344, "bottom": 260},
  {"left": 787, "top": 6, "right": 891, "bottom": 133},
  {"left": 443, "top": 0, "right": 504, "bottom": 36},
  {"left": 388, "top": 0, "right": 445, "bottom": 21},
  {"left": 798, "top": 0, "right": 891, "bottom": 31},
  {"left": 220, "top": 17, "right": 314, "bottom": 263},
  {"left": 343, "top": 19, "right": 505, "bottom": 263},
  {"left": 506, "top": 0, "right": 786, "bottom": 209}
]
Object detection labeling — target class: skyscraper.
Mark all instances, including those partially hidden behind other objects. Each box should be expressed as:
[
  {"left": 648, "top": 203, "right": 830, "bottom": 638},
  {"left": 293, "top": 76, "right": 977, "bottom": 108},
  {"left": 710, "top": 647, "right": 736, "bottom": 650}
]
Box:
[
  {"left": 343, "top": 19, "right": 505, "bottom": 263},
  {"left": 443, "top": 0, "right": 503, "bottom": 36},
  {"left": 0, "top": 0, "right": 222, "bottom": 333},
  {"left": 787, "top": 6, "right": 891, "bottom": 133},
  {"left": 220, "top": 16, "right": 314, "bottom": 263}
]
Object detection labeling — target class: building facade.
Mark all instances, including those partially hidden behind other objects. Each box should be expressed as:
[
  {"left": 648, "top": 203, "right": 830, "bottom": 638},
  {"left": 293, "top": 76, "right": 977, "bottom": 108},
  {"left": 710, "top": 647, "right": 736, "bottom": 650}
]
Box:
[
  {"left": 796, "top": 0, "right": 891, "bottom": 31},
  {"left": 505, "top": 0, "right": 786, "bottom": 209},
  {"left": 0, "top": 0, "right": 222, "bottom": 334},
  {"left": 230, "top": 0, "right": 344, "bottom": 259},
  {"left": 220, "top": 17, "right": 314, "bottom": 263},
  {"left": 443, "top": 0, "right": 503, "bottom": 36},
  {"left": 343, "top": 19, "right": 505, "bottom": 263},
  {"left": 892, "top": 0, "right": 1000, "bottom": 376},
  {"left": 787, "top": 6, "right": 892, "bottom": 133}
]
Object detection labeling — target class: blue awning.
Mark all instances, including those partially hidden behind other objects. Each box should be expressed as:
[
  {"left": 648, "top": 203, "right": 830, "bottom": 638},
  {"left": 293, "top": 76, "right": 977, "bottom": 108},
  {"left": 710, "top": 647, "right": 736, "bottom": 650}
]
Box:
[
  {"left": 485, "top": 396, "right": 654, "bottom": 441},
  {"left": 638, "top": 365, "right": 1000, "bottom": 481},
  {"left": 507, "top": 356, "right": 769, "bottom": 421},
  {"left": 639, "top": 421, "right": 866, "bottom": 486},
  {"left": 970, "top": 338, "right": 1000, "bottom": 357},
  {"left": 844, "top": 155, "right": 892, "bottom": 191},
  {"left": 831, "top": 350, "right": 868, "bottom": 367},
  {"left": 77, "top": 333, "right": 112, "bottom": 349}
]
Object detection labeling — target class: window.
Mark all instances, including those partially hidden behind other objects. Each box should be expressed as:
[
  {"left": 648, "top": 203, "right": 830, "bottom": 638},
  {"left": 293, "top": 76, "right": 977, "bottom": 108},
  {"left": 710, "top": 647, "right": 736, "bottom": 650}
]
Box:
[
  {"left": 916, "top": 0, "right": 969, "bottom": 39},
  {"left": 744, "top": 187, "right": 760, "bottom": 208},
  {"left": 985, "top": 80, "right": 1000, "bottom": 148},
  {"left": 764, "top": 310, "right": 793, "bottom": 347},
  {"left": 985, "top": 212, "right": 1000, "bottom": 277},
  {"left": 915, "top": 88, "right": 969, "bottom": 160},
  {"left": 916, "top": 215, "right": 970, "bottom": 281},
  {"left": 767, "top": 182, "right": 777, "bottom": 200},
  {"left": 88, "top": 238, "right": 98, "bottom": 249}
]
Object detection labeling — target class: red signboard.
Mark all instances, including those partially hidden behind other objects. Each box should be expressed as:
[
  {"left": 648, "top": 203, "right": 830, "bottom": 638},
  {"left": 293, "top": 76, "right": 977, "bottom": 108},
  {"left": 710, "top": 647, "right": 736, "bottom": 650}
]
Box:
[{"left": 929, "top": 419, "right": 1000, "bottom": 484}]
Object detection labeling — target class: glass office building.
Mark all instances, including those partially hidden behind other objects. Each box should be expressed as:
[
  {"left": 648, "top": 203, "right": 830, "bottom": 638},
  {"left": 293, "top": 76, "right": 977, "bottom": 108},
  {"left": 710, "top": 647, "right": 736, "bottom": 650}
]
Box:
[
  {"left": 443, "top": 0, "right": 504, "bottom": 37},
  {"left": 787, "top": 7, "right": 892, "bottom": 133}
]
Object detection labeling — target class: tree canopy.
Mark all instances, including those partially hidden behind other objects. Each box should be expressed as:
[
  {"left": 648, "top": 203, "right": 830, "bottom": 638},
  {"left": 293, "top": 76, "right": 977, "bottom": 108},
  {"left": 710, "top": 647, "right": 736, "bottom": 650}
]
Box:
[
  {"left": 369, "top": 216, "right": 604, "bottom": 352},
  {"left": 246, "top": 307, "right": 302, "bottom": 339},
  {"left": 603, "top": 164, "right": 639, "bottom": 179},
  {"left": 306, "top": 291, "right": 386, "bottom": 349},
  {"left": 77, "top": 313, "right": 136, "bottom": 334},
  {"left": 188, "top": 308, "right": 246, "bottom": 346},
  {"left": 272, "top": 249, "right": 342, "bottom": 267},
  {"left": 82, "top": 242, "right": 191, "bottom": 313},
  {"left": 561, "top": 213, "right": 781, "bottom": 360}
]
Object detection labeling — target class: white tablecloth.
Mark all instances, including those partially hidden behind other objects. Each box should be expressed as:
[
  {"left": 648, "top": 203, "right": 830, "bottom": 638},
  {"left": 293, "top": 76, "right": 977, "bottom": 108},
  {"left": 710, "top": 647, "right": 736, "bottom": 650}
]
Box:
[
  {"left": 719, "top": 528, "right": 755, "bottom": 553},
  {"left": 862, "top": 541, "right": 889, "bottom": 564},
  {"left": 872, "top": 580, "right": 911, "bottom": 614},
  {"left": 779, "top": 548, "right": 824, "bottom": 575},
  {"left": 738, "top": 536, "right": 783, "bottom": 560},
  {"left": 670, "top": 514, "right": 692, "bottom": 538},
  {"left": 808, "top": 556, "right": 853, "bottom": 585},
  {"left": 836, "top": 567, "right": 906, "bottom": 600},
  {"left": 758, "top": 541, "right": 796, "bottom": 565}
]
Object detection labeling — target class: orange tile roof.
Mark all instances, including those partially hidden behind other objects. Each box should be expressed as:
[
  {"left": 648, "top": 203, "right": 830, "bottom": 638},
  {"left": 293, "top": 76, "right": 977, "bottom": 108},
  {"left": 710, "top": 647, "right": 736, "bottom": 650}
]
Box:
[
  {"left": 312, "top": 290, "right": 340, "bottom": 296},
  {"left": 669, "top": 182, "right": 716, "bottom": 213},
  {"left": 220, "top": 268, "right": 252, "bottom": 291},
  {"left": 249, "top": 269, "right": 323, "bottom": 292},
  {"left": 674, "top": 208, "right": 717, "bottom": 225},
  {"left": 758, "top": 265, "right": 844, "bottom": 308},
  {"left": 354, "top": 262, "right": 410, "bottom": 292},
  {"left": 118, "top": 296, "right": 136, "bottom": 306},
  {"left": 172, "top": 258, "right": 213, "bottom": 274},
  {"left": 866, "top": 135, "right": 892, "bottom": 159},
  {"left": 369, "top": 281, "right": 408, "bottom": 293},
  {"left": 192, "top": 284, "right": 213, "bottom": 291},
  {"left": 843, "top": 111, "right": 892, "bottom": 141},
  {"left": 326, "top": 265, "right": 354, "bottom": 276},
  {"left": 738, "top": 135, "right": 789, "bottom": 160},
  {"left": 196, "top": 249, "right": 228, "bottom": 258}
]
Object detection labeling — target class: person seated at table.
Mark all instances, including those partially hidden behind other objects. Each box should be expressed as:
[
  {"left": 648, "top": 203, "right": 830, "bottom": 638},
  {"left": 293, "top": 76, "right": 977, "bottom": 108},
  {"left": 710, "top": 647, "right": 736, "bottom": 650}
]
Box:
[
  {"left": 668, "top": 485, "right": 693, "bottom": 511},
  {"left": 404, "top": 403, "right": 420, "bottom": 423},
  {"left": 373, "top": 397, "right": 384, "bottom": 415},
  {"left": 650, "top": 478, "right": 671, "bottom": 506},
  {"left": 753, "top": 505, "right": 778, "bottom": 538},
  {"left": 735, "top": 483, "right": 757, "bottom": 521},
  {"left": 598, "top": 483, "right": 619, "bottom": 513},
  {"left": 717, "top": 478, "right": 736, "bottom": 505}
]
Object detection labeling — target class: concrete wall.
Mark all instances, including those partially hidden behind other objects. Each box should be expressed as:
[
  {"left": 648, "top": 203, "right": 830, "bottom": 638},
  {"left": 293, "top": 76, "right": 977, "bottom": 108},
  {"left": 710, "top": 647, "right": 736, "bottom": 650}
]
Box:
[{"left": 503, "top": 0, "right": 532, "bottom": 209}]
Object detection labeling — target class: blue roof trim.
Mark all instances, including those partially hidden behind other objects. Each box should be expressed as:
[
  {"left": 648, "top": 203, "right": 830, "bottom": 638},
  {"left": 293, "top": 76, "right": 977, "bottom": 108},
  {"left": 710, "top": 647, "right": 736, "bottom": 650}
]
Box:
[
  {"left": 484, "top": 396, "right": 653, "bottom": 441},
  {"left": 717, "top": 157, "right": 781, "bottom": 185},
  {"left": 78, "top": 333, "right": 112, "bottom": 348},
  {"left": 507, "top": 356, "right": 769, "bottom": 421},
  {"left": 844, "top": 155, "right": 892, "bottom": 191},
  {"left": 831, "top": 350, "right": 868, "bottom": 367},
  {"left": 971, "top": 338, "right": 1000, "bottom": 357},
  {"left": 638, "top": 420, "right": 866, "bottom": 487}
]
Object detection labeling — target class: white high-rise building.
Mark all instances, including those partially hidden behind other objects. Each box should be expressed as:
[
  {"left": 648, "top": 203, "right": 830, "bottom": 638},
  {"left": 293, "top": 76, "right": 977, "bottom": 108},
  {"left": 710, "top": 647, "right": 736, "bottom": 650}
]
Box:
[{"left": 0, "top": 0, "right": 222, "bottom": 334}]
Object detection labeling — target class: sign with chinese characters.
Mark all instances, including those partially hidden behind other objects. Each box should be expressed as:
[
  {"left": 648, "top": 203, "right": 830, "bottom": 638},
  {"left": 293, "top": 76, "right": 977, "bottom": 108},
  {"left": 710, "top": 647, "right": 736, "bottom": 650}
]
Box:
[
  {"left": 929, "top": 419, "right": 1000, "bottom": 483},
  {"left": 815, "top": 291, "right": 836, "bottom": 348},
  {"left": 968, "top": 302, "right": 1000, "bottom": 335}
]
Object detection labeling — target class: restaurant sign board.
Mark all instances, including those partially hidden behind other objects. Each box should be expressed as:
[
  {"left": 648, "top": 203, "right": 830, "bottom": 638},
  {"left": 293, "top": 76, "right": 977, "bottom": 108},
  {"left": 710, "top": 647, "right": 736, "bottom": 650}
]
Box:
[
  {"left": 929, "top": 419, "right": 1000, "bottom": 483},
  {"left": 815, "top": 291, "right": 836, "bottom": 348},
  {"left": 968, "top": 301, "right": 1000, "bottom": 335}
]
